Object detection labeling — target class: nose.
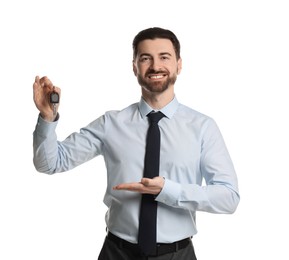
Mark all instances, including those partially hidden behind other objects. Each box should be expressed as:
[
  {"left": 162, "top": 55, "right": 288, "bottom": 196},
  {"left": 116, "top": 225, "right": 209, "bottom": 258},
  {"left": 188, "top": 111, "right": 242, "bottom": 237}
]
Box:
[{"left": 150, "top": 58, "right": 162, "bottom": 72}]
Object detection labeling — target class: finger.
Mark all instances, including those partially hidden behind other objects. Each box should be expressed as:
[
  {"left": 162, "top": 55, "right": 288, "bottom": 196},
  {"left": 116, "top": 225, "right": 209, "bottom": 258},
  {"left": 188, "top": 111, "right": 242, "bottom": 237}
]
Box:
[
  {"left": 33, "top": 75, "right": 40, "bottom": 89},
  {"left": 53, "top": 86, "right": 61, "bottom": 96},
  {"left": 39, "top": 76, "right": 45, "bottom": 87},
  {"left": 33, "top": 76, "right": 43, "bottom": 101},
  {"left": 40, "top": 76, "right": 54, "bottom": 89},
  {"left": 113, "top": 182, "right": 134, "bottom": 190},
  {"left": 113, "top": 182, "right": 143, "bottom": 191},
  {"left": 35, "top": 75, "right": 39, "bottom": 84}
]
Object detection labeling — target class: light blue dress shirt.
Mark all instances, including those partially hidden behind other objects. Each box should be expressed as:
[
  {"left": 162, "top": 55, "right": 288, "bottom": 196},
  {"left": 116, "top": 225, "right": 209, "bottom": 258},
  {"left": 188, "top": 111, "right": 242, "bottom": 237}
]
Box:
[{"left": 33, "top": 97, "right": 240, "bottom": 244}]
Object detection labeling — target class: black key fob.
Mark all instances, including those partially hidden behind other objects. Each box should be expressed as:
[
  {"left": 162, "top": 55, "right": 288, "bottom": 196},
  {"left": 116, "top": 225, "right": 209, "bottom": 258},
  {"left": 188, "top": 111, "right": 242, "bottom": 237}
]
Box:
[{"left": 50, "top": 91, "right": 59, "bottom": 104}]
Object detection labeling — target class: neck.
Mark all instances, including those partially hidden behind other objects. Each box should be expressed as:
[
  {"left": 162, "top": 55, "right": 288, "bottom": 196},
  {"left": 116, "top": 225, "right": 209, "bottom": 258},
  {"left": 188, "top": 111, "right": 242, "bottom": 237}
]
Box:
[{"left": 142, "top": 87, "right": 175, "bottom": 110}]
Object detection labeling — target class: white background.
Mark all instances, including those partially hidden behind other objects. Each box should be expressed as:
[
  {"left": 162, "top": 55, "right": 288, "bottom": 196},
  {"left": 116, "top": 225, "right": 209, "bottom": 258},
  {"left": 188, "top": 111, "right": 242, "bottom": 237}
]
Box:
[{"left": 0, "top": 0, "right": 288, "bottom": 259}]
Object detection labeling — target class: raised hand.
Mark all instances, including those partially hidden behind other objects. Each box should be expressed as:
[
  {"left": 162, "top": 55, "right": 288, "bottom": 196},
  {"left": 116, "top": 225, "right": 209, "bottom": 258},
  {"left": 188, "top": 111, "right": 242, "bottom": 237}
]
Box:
[{"left": 33, "top": 76, "right": 61, "bottom": 122}]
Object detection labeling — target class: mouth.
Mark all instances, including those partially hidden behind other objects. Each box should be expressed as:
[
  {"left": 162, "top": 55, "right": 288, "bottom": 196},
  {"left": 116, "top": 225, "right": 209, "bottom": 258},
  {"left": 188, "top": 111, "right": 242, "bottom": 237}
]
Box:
[{"left": 148, "top": 73, "right": 167, "bottom": 80}]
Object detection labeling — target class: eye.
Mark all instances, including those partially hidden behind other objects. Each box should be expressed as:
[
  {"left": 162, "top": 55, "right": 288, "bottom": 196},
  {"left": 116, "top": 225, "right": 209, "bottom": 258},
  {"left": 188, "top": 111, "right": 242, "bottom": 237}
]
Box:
[
  {"left": 139, "top": 56, "right": 151, "bottom": 63},
  {"left": 160, "top": 55, "right": 170, "bottom": 61}
]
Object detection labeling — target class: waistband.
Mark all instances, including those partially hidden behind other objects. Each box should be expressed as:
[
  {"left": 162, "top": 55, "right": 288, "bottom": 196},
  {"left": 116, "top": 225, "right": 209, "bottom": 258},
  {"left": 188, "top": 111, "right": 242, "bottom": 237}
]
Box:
[{"left": 107, "top": 232, "right": 191, "bottom": 256}]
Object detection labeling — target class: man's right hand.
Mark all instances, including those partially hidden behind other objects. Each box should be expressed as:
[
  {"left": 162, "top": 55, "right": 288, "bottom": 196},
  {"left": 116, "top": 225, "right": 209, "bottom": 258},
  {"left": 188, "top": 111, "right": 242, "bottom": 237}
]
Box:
[{"left": 33, "top": 76, "right": 61, "bottom": 122}]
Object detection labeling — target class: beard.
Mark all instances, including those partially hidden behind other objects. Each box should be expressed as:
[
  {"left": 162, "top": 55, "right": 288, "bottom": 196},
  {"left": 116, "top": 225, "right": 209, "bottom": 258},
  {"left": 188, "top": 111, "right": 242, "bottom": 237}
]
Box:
[{"left": 137, "top": 69, "right": 178, "bottom": 93}]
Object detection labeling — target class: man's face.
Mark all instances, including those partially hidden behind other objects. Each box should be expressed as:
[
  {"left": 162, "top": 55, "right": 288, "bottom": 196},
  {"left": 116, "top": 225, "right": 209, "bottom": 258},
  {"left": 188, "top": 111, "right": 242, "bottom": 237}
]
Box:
[{"left": 133, "top": 38, "right": 182, "bottom": 94}]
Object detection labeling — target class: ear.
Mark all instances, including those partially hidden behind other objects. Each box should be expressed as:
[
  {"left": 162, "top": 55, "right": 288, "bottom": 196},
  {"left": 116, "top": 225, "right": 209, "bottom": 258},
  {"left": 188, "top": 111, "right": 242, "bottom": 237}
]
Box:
[
  {"left": 132, "top": 61, "right": 137, "bottom": 76},
  {"left": 177, "top": 58, "right": 182, "bottom": 75}
]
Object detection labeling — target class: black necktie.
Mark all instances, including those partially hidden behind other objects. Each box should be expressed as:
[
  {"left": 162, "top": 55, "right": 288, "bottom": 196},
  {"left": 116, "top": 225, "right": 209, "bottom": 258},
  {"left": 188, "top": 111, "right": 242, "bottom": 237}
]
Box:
[{"left": 138, "top": 111, "right": 165, "bottom": 256}]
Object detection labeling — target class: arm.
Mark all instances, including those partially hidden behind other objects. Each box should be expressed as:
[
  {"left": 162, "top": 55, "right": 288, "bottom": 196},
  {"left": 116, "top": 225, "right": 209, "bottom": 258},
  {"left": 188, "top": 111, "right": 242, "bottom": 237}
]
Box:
[
  {"left": 33, "top": 116, "right": 105, "bottom": 174},
  {"left": 114, "top": 119, "right": 240, "bottom": 214},
  {"left": 32, "top": 76, "right": 104, "bottom": 174},
  {"left": 32, "top": 75, "right": 60, "bottom": 173},
  {"left": 157, "top": 119, "right": 240, "bottom": 214}
]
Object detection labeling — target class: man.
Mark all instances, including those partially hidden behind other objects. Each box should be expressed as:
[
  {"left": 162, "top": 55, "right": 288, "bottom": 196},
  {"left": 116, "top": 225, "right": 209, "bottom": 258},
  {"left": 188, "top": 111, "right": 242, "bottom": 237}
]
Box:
[{"left": 33, "top": 27, "right": 240, "bottom": 260}]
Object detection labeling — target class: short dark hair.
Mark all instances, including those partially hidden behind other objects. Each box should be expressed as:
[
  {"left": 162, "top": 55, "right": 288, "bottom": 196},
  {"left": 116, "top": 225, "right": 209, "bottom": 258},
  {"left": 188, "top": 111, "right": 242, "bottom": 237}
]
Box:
[{"left": 132, "top": 27, "right": 181, "bottom": 60}]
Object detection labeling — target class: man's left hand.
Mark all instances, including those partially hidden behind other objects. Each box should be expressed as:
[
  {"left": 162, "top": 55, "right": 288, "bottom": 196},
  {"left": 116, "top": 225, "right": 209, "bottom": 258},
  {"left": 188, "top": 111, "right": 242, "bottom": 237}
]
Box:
[{"left": 113, "top": 177, "right": 164, "bottom": 195}]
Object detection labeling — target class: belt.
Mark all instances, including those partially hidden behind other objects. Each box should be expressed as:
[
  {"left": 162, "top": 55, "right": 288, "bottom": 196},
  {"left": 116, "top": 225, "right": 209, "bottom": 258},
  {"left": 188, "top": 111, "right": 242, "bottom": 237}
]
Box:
[{"left": 107, "top": 232, "right": 191, "bottom": 256}]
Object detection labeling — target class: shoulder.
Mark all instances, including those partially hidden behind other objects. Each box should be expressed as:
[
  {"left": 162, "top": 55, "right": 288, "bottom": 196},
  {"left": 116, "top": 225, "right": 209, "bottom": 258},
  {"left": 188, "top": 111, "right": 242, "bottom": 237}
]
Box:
[
  {"left": 175, "top": 102, "right": 220, "bottom": 134},
  {"left": 104, "top": 102, "right": 139, "bottom": 117},
  {"left": 177, "top": 103, "right": 213, "bottom": 122},
  {"left": 102, "top": 102, "right": 140, "bottom": 124},
  {"left": 84, "top": 102, "right": 140, "bottom": 135}
]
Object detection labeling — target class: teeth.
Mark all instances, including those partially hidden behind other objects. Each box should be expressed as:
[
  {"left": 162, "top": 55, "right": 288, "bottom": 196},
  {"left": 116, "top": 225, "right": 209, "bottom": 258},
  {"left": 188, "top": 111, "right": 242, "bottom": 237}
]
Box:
[{"left": 150, "top": 75, "right": 164, "bottom": 79}]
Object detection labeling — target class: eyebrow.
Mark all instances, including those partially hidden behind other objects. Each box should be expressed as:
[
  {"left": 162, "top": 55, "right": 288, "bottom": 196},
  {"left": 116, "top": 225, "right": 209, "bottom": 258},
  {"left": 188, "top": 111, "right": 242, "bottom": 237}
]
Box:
[
  {"left": 159, "top": 52, "right": 172, "bottom": 56},
  {"left": 139, "top": 52, "right": 172, "bottom": 57}
]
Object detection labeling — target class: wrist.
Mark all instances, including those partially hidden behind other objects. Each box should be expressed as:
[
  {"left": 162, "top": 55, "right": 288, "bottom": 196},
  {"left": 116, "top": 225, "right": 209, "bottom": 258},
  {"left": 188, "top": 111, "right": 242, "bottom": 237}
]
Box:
[{"left": 40, "top": 112, "right": 59, "bottom": 122}]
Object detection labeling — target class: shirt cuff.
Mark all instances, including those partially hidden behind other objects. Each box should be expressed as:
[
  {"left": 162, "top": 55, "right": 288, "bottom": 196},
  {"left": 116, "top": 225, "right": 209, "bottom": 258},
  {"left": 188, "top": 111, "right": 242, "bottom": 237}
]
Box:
[
  {"left": 35, "top": 113, "right": 59, "bottom": 137},
  {"left": 155, "top": 178, "right": 182, "bottom": 207}
]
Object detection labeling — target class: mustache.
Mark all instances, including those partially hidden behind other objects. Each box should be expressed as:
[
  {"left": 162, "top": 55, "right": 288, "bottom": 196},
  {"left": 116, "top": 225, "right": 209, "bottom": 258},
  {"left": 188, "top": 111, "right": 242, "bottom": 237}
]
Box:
[{"left": 145, "top": 69, "right": 168, "bottom": 77}]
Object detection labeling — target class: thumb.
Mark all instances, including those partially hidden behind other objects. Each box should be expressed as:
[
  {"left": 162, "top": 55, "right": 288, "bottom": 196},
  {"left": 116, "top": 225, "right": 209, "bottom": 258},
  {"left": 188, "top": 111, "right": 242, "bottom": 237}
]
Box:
[{"left": 141, "top": 178, "right": 151, "bottom": 186}]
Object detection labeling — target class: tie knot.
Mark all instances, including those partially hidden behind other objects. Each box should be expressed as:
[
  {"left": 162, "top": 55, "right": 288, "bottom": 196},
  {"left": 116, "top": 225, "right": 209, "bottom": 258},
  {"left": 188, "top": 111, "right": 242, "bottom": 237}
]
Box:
[{"left": 147, "top": 111, "right": 165, "bottom": 124}]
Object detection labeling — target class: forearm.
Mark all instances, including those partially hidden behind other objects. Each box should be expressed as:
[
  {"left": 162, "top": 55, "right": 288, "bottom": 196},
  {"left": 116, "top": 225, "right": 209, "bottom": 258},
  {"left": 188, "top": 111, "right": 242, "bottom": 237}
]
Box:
[
  {"left": 156, "top": 178, "right": 240, "bottom": 214},
  {"left": 33, "top": 115, "right": 59, "bottom": 174}
]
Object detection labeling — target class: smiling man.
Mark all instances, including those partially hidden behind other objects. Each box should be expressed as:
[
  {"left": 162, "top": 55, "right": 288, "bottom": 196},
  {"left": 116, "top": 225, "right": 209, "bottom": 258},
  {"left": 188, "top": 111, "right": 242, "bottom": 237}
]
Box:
[
  {"left": 33, "top": 27, "right": 240, "bottom": 260},
  {"left": 133, "top": 37, "right": 181, "bottom": 97}
]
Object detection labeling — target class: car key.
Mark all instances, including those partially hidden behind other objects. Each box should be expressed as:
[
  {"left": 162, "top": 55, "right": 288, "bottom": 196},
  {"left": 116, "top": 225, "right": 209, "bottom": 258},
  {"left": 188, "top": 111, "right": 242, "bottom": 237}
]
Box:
[{"left": 50, "top": 87, "right": 59, "bottom": 116}]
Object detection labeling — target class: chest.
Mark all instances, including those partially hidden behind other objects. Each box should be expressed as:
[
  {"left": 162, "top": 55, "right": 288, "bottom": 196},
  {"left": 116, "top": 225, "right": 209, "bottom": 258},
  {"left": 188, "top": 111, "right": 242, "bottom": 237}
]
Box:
[{"left": 104, "top": 119, "right": 202, "bottom": 182}]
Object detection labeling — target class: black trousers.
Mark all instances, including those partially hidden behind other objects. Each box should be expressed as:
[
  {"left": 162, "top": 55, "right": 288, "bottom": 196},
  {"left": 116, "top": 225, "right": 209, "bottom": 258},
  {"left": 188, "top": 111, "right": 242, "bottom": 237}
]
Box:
[{"left": 98, "top": 235, "right": 197, "bottom": 260}]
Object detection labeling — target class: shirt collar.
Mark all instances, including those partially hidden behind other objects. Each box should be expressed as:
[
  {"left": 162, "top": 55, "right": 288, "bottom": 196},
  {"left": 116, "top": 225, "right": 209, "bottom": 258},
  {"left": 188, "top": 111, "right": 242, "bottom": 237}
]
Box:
[{"left": 138, "top": 96, "right": 179, "bottom": 119}]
